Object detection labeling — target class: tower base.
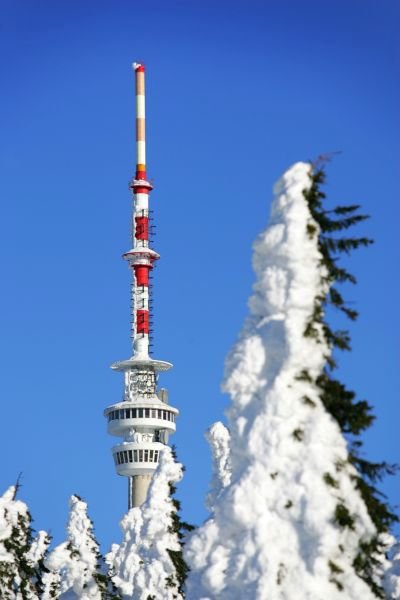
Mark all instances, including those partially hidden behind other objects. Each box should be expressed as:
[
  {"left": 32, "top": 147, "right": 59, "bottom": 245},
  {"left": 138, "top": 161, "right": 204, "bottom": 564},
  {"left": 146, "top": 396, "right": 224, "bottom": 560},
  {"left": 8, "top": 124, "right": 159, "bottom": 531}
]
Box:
[{"left": 128, "top": 474, "right": 153, "bottom": 508}]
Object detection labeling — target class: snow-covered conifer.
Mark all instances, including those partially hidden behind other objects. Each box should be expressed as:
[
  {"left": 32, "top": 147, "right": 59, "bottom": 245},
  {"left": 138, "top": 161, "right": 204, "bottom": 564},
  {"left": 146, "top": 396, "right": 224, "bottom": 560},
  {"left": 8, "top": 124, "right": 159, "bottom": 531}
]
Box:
[
  {"left": 0, "top": 485, "right": 49, "bottom": 599},
  {"left": 303, "top": 163, "right": 398, "bottom": 595},
  {"left": 185, "top": 162, "right": 395, "bottom": 599},
  {"left": 107, "top": 446, "right": 186, "bottom": 600},
  {"left": 45, "top": 494, "right": 115, "bottom": 599},
  {"left": 205, "top": 422, "right": 231, "bottom": 510}
]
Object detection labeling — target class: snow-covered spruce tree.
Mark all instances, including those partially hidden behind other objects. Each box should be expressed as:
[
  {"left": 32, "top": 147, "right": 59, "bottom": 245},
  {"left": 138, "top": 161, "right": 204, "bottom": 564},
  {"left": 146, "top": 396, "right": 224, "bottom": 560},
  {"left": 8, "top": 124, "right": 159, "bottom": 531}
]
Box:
[
  {"left": 185, "top": 162, "right": 396, "bottom": 599},
  {"left": 107, "top": 446, "right": 189, "bottom": 600},
  {"left": 44, "top": 494, "right": 117, "bottom": 599},
  {"left": 0, "top": 485, "right": 50, "bottom": 599},
  {"left": 303, "top": 162, "right": 398, "bottom": 596}
]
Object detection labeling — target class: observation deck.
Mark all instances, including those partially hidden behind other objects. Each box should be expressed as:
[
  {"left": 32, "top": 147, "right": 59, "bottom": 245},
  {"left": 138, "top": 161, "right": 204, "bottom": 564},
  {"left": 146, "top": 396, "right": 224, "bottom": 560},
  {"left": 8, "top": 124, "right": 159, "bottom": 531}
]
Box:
[
  {"left": 104, "top": 359, "right": 178, "bottom": 483},
  {"left": 112, "top": 441, "right": 164, "bottom": 476},
  {"left": 104, "top": 401, "right": 178, "bottom": 438}
]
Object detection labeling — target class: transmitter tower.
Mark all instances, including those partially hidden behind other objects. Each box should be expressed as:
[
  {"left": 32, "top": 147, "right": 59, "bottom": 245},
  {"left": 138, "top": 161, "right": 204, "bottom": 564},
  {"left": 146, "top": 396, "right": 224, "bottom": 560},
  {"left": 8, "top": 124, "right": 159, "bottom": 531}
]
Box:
[{"left": 104, "top": 63, "right": 178, "bottom": 509}]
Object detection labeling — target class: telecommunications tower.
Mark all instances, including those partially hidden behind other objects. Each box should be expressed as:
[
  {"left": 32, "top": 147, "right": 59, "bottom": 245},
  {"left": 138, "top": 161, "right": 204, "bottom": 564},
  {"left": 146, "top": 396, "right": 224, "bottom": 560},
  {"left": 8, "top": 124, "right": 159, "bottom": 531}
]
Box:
[{"left": 104, "top": 63, "right": 178, "bottom": 509}]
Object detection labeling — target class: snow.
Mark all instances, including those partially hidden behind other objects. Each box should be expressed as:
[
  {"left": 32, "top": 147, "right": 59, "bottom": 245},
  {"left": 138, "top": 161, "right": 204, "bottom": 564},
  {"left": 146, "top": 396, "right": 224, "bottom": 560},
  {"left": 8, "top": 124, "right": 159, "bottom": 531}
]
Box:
[
  {"left": 42, "top": 571, "right": 62, "bottom": 600},
  {"left": 384, "top": 536, "right": 400, "bottom": 599},
  {"left": 185, "top": 162, "right": 379, "bottom": 599},
  {"left": 205, "top": 422, "right": 231, "bottom": 510},
  {"left": 0, "top": 486, "right": 22, "bottom": 563},
  {"left": 44, "top": 495, "right": 104, "bottom": 599},
  {"left": 26, "top": 530, "right": 50, "bottom": 566},
  {"left": 106, "top": 445, "right": 183, "bottom": 599}
]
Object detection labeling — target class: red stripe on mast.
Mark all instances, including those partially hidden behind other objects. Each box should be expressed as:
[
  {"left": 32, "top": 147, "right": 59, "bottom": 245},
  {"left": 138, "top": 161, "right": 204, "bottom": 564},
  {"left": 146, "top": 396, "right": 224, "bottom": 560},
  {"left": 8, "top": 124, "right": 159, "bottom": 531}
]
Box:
[
  {"left": 134, "top": 265, "right": 150, "bottom": 286},
  {"left": 136, "top": 310, "right": 149, "bottom": 334},
  {"left": 135, "top": 216, "right": 149, "bottom": 240}
]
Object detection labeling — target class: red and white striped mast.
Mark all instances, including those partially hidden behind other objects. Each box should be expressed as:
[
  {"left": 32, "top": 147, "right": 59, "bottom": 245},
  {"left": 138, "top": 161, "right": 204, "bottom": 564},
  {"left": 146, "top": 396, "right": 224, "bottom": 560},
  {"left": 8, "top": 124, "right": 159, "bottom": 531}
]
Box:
[
  {"left": 127, "top": 62, "right": 156, "bottom": 357},
  {"left": 104, "top": 63, "right": 178, "bottom": 509}
]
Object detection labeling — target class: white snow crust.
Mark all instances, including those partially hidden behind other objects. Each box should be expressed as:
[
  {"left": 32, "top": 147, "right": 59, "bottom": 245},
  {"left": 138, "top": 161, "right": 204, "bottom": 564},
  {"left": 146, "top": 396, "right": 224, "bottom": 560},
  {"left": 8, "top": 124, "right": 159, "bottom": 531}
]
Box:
[
  {"left": 185, "top": 162, "right": 379, "bottom": 599},
  {"left": 107, "top": 446, "right": 183, "bottom": 599},
  {"left": 44, "top": 495, "right": 103, "bottom": 600}
]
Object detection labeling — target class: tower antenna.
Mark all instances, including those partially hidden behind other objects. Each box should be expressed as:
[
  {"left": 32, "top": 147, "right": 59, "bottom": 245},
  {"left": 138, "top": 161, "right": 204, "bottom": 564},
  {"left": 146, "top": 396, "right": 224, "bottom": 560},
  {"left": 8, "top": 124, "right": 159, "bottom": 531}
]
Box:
[{"left": 104, "top": 63, "right": 178, "bottom": 509}]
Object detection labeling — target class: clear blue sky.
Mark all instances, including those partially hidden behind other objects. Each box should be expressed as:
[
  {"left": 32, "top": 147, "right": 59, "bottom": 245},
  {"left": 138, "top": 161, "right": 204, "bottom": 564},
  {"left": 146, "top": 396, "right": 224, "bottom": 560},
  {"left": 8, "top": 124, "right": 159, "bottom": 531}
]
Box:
[{"left": 0, "top": 0, "right": 398, "bottom": 551}]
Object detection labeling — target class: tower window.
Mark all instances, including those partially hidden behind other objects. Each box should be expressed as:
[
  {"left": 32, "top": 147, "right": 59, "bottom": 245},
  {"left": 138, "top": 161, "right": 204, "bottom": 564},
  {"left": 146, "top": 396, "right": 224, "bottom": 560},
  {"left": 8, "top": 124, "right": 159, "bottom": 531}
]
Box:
[
  {"left": 134, "top": 450, "right": 138, "bottom": 462},
  {"left": 144, "top": 449, "right": 149, "bottom": 462},
  {"left": 128, "top": 450, "right": 133, "bottom": 462},
  {"left": 145, "top": 408, "right": 150, "bottom": 418},
  {"left": 125, "top": 409, "right": 131, "bottom": 419},
  {"left": 138, "top": 409, "right": 143, "bottom": 418},
  {"left": 154, "top": 450, "right": 159, "bottom": 462}
]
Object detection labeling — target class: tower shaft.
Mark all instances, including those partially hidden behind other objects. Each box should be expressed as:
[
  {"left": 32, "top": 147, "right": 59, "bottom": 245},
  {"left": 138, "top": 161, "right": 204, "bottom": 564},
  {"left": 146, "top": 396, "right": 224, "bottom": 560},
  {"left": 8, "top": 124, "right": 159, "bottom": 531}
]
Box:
[{"left": 129, "top": 474, "right": 152, "bottom": 509}]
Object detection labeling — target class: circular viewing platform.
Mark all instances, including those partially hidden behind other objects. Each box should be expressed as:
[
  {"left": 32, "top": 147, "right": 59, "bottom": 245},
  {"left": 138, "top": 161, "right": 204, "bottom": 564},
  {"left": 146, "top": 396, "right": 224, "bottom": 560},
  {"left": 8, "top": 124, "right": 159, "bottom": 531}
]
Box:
[{"left": 105, "top": 402, "right": 178, "bottom": 437}]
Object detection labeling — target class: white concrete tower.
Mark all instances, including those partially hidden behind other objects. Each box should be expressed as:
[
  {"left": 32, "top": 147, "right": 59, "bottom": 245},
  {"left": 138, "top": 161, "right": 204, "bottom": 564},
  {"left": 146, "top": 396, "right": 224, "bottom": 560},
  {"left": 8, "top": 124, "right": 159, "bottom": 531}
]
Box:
[{"left": 104, "top": 63, "right": 178, "bottom": 509}]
